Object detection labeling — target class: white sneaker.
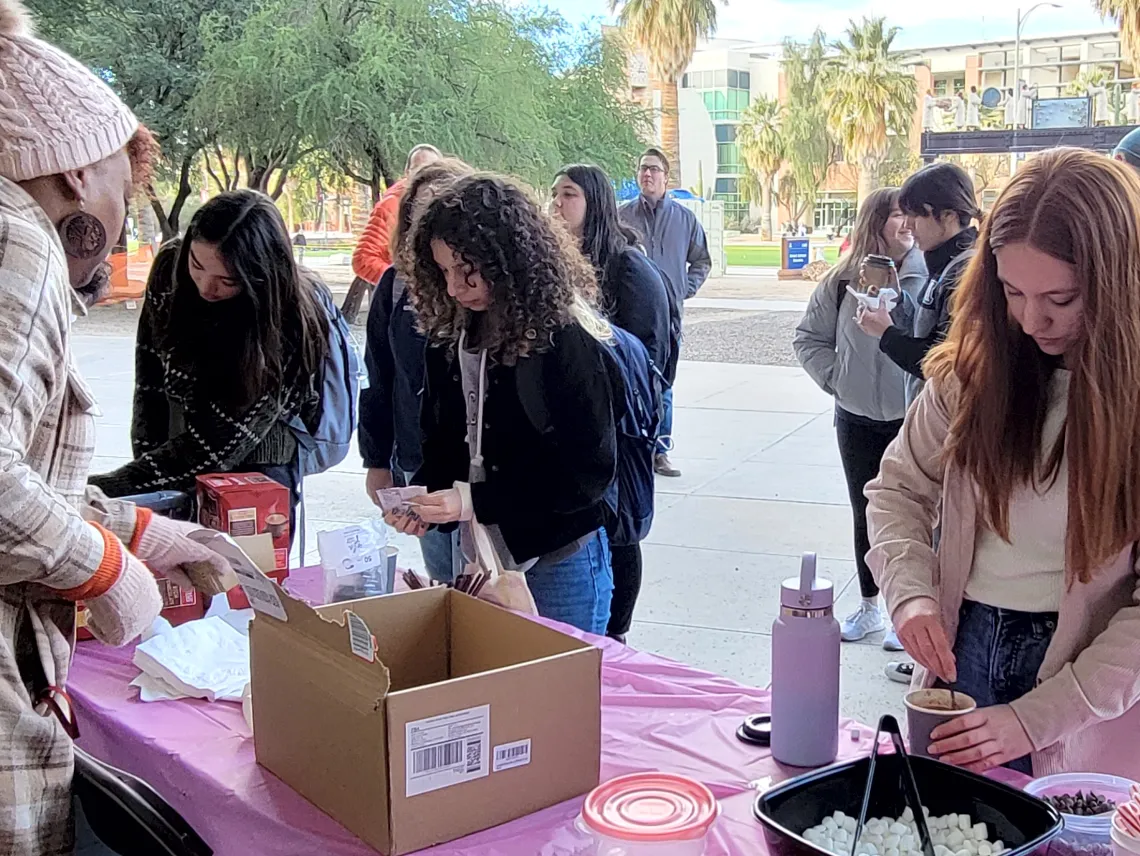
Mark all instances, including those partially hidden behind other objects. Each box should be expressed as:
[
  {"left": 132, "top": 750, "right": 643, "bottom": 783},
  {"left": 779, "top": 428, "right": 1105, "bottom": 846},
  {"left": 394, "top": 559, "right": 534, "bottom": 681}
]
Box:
[
  {"left": 885, "top": 661, "right": 914, "bottom": 684},
  {"left": 883, "top": 626, "right": 905, "bottom": 652},
  {"left": 840, "top": 601, "right": 885, "bottom": 642}
]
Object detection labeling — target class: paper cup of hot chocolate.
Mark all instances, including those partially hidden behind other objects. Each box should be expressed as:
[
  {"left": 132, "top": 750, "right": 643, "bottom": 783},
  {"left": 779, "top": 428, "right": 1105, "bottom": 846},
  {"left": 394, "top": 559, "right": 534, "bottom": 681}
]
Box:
[
  {"left": 904, "top": 688, "right": 977, "bottom": 758},
  {"left": 264, "top": 513, "right": 289, "bottom": 539}
]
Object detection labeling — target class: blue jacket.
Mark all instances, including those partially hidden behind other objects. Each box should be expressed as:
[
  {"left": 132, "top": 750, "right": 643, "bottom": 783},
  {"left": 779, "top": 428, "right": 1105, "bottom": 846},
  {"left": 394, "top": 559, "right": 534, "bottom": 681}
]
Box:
[
  {"left": 359, "top": 266, "right": 427, "bottom": 475},
  {"left": 618, "top": 194, "right": 712, "bottom": 306}
]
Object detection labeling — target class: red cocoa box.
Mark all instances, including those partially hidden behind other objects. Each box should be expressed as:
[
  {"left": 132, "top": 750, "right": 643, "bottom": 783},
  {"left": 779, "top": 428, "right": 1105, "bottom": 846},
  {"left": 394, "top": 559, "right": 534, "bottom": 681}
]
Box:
[
  {"left": 196, "top": 473, "right": 291, "bottom": 608},
  {"left": 77, "top": 577, "right": 206, "bottom": 641}
]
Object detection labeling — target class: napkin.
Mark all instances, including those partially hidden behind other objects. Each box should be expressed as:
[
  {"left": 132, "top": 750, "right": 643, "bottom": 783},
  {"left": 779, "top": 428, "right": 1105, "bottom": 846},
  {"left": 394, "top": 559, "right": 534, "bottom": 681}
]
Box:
[{"left": 133, "top": 616, "right": 250, "bottom": 703}]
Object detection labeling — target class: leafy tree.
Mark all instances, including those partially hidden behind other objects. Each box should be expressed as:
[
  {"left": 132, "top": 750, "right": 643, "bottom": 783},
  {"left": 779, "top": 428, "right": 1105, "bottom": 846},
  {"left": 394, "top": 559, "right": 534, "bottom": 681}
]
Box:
[
  {"left": 737, "top": 96, "right": 784, "bottom": 239},
  {"left": 26, "top": 0, "right": 250, "bottom": 238},
  {"left": 825, "top": 17, "right": 916, "bottom": 205},
  {"left": 1097, "top": 1, "right": 1140, "bottom": 62},
  {"left": 610, "top": 0, "right": 723, "bottom": 184},
  {"left": 780, "top": 31, "right": 839, "bottom": 227}
]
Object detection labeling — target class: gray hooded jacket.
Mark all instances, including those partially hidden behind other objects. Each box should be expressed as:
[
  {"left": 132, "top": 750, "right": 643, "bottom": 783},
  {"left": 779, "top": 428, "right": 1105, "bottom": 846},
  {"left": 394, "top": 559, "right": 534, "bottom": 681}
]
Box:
[{"left": 794, "top": 247, "right": 928, "bottom": 423}]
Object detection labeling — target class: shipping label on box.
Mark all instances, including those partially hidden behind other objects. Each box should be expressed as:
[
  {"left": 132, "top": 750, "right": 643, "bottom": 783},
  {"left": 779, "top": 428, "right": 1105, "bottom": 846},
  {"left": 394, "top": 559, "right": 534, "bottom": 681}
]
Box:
[{"left": 405, "top": 705, "right": 490, "bottom": 797}]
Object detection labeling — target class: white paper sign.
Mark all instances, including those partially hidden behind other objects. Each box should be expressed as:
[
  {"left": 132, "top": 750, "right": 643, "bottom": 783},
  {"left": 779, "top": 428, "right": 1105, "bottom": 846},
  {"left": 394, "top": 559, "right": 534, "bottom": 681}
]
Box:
[
  {"left": 405, "top": 705, "right": 490, "bottom": 797},
  {"left": 345, "top": 611, "right": 375, "bottom": 663},
  {"left": 318, "top": 523, "right": 389, "bottom": 580},
  {"left": 188, "top": 530, "right": 288, "bottom": 622},
  {"left": 492, "top": 739, "right": 532, "bottom": 772}
]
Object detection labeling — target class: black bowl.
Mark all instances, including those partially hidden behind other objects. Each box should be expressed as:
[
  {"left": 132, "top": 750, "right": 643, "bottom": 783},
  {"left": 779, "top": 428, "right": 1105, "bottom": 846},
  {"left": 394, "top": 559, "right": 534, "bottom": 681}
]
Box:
[{"left": 755, "top": 755, "right": 1062, "bottom": 856}]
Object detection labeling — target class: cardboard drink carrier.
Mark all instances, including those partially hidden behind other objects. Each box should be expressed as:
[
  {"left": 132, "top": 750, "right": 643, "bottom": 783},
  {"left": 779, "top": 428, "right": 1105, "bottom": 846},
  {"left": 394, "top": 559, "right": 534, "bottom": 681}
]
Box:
[{"left": 228, "top": 544, "right": 603, "bottom": 855}]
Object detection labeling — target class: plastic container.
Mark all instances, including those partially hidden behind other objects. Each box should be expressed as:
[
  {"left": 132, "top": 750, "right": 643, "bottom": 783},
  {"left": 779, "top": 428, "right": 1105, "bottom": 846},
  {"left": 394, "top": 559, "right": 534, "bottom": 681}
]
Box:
[
  {"left": 1112, "top": 818, "right": 1140, "bottom": 856},
  {"left": 755, "top": 753, "right": 1062, "bottom": 856},
  {"left": 579, "top": 772, "right": 720, "bottom": 855},
  {"left": 1026, "top": 773, "right": 1139, "bottom": 856}
]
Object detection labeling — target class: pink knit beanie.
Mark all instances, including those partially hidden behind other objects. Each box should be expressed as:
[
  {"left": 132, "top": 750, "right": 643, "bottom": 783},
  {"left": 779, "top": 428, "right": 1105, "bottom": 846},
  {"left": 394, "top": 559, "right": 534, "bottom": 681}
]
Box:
[{"left": 0, "top": 0, "right": 138, "bottom": 182}]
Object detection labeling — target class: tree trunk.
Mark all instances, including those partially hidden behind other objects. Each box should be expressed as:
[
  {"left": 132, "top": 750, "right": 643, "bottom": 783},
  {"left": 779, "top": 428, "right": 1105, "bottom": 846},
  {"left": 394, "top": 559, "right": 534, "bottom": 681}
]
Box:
[
  {"left": 760, "top": 178, "right": 774, "bottom": 240},
  {"left": 659, "top": 78, "right": 681, "bottom": 188},
  {"left": 857, "top": 156, "right": 880, "bottom": 208}
]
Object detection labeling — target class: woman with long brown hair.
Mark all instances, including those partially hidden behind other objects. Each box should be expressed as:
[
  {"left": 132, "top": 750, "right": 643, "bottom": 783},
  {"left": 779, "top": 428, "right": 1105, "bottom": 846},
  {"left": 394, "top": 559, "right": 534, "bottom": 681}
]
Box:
[
  {"left": 866, "top": 148, "right": 1140, "bottom": 778},
  {"left": 794, "top": 188, "right": 926, "bottom": 649}
]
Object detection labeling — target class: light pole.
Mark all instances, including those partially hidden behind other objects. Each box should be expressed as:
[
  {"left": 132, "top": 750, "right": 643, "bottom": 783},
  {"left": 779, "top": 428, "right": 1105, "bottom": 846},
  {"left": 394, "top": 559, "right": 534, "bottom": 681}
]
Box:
[{"left": 1014, "top": 3, "right": 1062, "bottom": 127}]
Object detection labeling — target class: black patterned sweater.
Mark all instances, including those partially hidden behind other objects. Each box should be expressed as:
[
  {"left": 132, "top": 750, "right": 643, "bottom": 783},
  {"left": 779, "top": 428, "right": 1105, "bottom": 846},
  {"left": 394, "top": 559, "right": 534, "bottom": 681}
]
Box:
[{"left": 88, "top": 242, "right": 322, "bottom": 498}]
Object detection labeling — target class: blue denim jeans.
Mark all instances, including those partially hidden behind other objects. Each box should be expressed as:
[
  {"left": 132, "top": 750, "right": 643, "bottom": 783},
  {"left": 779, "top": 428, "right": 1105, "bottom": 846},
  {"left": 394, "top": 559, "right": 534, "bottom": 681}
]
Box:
[
  {"left": 942, "top": 599, "right": 1058, "bottom": 775},
  {"left": 525, "top": 530, "right": 614, "bottom": 635},
  {"left": 656, "top": 387, "right": 675, "bottom": 454}
]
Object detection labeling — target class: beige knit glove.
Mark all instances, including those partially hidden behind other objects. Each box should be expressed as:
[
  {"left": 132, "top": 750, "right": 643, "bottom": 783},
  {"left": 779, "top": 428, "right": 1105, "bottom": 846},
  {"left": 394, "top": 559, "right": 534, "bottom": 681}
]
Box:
[
  {"left": 131, "top": 510, "right": 239, "bottom": 596},
  {"left": 55, "top": 525, "right": 163, "bottom": 647}
]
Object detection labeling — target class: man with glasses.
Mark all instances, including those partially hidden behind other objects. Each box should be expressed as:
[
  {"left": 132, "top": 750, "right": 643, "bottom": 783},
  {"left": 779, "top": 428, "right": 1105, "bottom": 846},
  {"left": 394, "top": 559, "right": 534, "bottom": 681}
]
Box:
[{"left": 619, "top": 148, "right": 711, "bottom": 478}]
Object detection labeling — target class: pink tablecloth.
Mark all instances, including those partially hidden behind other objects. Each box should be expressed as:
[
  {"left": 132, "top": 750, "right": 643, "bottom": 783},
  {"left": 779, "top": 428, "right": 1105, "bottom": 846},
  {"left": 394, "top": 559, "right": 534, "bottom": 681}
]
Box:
[{"left": 68, "top": 570, "right": 885, "bottom": 855}]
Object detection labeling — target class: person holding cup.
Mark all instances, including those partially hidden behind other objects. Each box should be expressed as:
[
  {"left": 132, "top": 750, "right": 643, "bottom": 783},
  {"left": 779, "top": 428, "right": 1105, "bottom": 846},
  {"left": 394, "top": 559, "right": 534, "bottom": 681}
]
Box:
[
  {"left": 866, "top": 148, "right": 1140, "bottom": 779},
  {"left": 794, "top": 188, "right": 926, "bottom": 649}
]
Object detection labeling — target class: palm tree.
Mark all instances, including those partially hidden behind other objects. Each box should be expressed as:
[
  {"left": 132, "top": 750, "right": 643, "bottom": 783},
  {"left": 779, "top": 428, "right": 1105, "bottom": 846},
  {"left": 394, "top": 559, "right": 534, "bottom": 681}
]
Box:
[
  {"left": 824, "top": 17, "right": 916, "bottom": 205},
  {"left": 1097, "top": 2, "right": 1140, "bottom": 62},
  {"left": 610, "top": 0, "right": 722, "bottom": 185},
  {"left": 737, "top": 96, "right": 784, "bottom": 239}
]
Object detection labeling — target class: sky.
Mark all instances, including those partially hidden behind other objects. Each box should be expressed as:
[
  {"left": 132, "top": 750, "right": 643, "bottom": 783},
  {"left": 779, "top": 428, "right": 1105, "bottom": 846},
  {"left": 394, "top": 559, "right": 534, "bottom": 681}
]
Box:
[{"left": 534, "top": 1, "right": 1111, "bottom": 49}]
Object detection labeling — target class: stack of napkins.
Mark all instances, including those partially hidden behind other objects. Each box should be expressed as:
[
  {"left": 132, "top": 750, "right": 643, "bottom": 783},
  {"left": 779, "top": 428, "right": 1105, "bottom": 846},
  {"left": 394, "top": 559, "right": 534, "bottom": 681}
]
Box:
[{"left": 132, "top": 612, "right": 251, "bottom": 703}]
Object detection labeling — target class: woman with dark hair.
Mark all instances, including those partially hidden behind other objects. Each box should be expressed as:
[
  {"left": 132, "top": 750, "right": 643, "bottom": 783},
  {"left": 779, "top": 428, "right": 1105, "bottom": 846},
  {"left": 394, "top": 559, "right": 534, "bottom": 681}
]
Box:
[
  {"left": 551, "top": 164, "right": 673, "bottom": 641},
  {"left": 794, "top": 188, "right": 927, "bottom": 649},
  {"left": 361, "top": 157, "right": 471, "bottom": 581},
  {"left": 551, "top": 164, "right": 673, "bottom": 372},
  {"left": 389, "top": 173, "right": 617, "bottom": 633},
  {"left": 867, "top": 149, "right": 1140, "bottom": 777},
  {"left": 90, "top": 190, "right": 331, "bottom": 522}
]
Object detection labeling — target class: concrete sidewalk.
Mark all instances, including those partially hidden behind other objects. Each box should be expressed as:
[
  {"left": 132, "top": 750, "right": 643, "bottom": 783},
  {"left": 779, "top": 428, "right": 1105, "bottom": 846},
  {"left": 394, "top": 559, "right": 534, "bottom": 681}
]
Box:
[{"left": 77, "top": 335, "right": 906, "bottom": 728}]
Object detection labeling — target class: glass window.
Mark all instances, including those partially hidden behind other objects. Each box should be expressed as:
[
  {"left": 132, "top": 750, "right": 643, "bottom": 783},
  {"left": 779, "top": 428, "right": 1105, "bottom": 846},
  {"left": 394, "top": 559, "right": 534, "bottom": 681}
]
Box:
[
  {"left": 739, "top": 70, "right": 751, "bottom": 90},
  {"left": 682, "top": 73, "right": 689, "bottom": 88},
  {"left": 954, "top": 77, "right": 965, "bottom": 94},
  {"left": 715, "top": 178, "right": 738, "bottom": 194},
  {"left": 714, "top": 124, "right": 737, "bottom": 142},
  {"left": 703, "top": 91, "right": 716, "bottom": 111},
  {"left": 933, "top": 78, "right": 948, "bottom": 97},
  {"left": 714, "top": 69, "right": 728, "bottom": 87},
  {"left": 728, "top": 69, "right": 739, "bottom": 88},
  {"left": 716, "top": 143, "right": 740, "bottom": 171},
  {"left": 714, "top": 90, "right": 727, "bottom": 110}
]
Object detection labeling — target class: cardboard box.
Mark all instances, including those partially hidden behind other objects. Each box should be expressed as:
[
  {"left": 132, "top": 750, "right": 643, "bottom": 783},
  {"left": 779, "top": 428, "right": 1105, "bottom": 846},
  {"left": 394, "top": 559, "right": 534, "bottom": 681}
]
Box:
[
  {"left": 77, "top": 577, "right": 207, "bottom": 641},
  {"left": 247, "top": 583, "right": 602, "bottom": 855},
  {"left": 196, "top": 473, "right": 291, "bottom": 605}
]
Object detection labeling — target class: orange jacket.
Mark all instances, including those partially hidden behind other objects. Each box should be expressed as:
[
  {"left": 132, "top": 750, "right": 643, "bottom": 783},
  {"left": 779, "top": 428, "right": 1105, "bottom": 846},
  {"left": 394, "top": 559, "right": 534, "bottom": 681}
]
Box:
[{"left": 352, "top": 178, "right": 407, "bottom": 284}]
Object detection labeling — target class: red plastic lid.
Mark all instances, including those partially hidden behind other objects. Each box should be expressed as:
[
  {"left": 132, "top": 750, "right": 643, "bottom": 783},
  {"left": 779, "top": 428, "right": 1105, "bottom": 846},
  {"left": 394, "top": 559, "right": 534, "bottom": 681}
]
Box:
[{"left": 581, "top": 772, "right": 719, "bottom": 842}]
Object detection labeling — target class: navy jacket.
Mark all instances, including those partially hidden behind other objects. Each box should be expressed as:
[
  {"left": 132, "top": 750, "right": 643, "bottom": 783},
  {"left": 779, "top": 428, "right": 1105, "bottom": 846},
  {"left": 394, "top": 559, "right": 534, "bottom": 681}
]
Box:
[
  {"left": 604, "top": 246, "right": 673, "bottom": 379},
  {"left": 359, "top": 266, "right": 427, "bottom": 474},
  {"left": 618, "top": 195, "right": 712, "bottom": 307}
]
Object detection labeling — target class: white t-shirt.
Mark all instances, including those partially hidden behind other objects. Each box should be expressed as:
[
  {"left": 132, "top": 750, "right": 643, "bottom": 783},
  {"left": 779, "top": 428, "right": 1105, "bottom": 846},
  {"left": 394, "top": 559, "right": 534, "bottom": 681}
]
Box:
[{"left": 965, "top": 370, "right": 1070, "bottom": 613}]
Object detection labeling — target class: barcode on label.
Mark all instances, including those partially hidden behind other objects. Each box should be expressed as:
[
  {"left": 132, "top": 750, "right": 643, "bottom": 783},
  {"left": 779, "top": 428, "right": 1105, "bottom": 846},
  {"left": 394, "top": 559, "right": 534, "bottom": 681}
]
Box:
[
  {"left": 412, "top": 739, "right": 464, "bottom": 775},
  {"left": 466, "top": 738, "right": 481, "bottom": 773},
  {"left": 345, "top": 611, "right": 375, "bottom": 662},
  {"left": 492, "top": 739, "right": 532, "bottom": 772}
]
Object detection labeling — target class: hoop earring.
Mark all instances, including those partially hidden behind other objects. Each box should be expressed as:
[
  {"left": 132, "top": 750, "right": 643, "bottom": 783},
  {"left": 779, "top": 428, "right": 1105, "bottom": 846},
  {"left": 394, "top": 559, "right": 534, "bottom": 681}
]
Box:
[{"left": 59, "top": 211, "right": 107, "bottom": 260}]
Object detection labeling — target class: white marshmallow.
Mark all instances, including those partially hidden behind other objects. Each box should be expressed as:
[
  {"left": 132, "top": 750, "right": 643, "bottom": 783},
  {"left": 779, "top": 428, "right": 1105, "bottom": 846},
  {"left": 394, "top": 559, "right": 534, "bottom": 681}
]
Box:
[
  {"left": 959, "top": 815, "right": 971, "bottom": 831},
  {"left": 891, "top": 824, "right": 910, "bottom": 836},
  {"left": 956, "top": 849, "right": 971, "bottom": 856},
  {"left": 825, "top": 818, "right": 839, "bottom": 830},
  {"left": 902, "top": 808, "right": 915, "bottom": 823},
  {"left": 947, "top": 829, "right": 965, "bottom": 848},
  {"left": 972, "top": 824, "right": 987, "bottom": 842},
  {"left": 978, "top": 844, "right": 992, "bottom": 856}
]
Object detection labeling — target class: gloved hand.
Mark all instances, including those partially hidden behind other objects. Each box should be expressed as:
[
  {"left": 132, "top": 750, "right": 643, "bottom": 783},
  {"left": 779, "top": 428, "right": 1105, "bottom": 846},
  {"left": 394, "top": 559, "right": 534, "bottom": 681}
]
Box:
[
  {"left": 131, "top": 509, "right": 239, "bottom": 596},
  {"left": 84, "top": 540, "right": 163, "bottom": 647}
]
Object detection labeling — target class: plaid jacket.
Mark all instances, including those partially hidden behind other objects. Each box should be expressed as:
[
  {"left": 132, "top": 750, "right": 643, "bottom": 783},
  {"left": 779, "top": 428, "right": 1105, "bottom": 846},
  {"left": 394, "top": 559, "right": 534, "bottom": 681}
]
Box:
[{"left": 0, "top": 179, "right": 111, "bottom": 855}]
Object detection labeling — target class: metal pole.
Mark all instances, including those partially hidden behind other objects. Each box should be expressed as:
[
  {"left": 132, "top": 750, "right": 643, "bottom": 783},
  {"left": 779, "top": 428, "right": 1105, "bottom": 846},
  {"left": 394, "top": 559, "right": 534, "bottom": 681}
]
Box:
[{"left": 1014, "top": 9, "right": 1022, "bottom": 126}]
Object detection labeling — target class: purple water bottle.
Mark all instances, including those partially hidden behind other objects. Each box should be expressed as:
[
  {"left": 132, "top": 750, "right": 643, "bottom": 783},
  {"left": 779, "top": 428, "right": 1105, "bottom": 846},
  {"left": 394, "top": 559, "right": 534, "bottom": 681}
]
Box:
[{"left": 770, "top": 552, "right": 840, "bottom": 767}]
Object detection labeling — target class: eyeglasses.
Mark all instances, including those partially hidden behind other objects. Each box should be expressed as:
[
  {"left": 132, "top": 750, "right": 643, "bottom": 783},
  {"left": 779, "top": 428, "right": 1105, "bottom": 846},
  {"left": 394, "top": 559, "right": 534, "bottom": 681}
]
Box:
[{"left": 638, "top": 165, "right": 665, "bottom": 175}]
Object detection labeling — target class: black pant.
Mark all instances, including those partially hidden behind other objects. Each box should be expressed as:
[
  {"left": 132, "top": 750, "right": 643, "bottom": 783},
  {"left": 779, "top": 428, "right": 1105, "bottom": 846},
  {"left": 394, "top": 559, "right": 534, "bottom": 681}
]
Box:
[
  {"left": 607, "top": 543, "right": 642, "bottom": 637},
  {"left": 835, "top": 408, "right": 903, "bottom": 599}
]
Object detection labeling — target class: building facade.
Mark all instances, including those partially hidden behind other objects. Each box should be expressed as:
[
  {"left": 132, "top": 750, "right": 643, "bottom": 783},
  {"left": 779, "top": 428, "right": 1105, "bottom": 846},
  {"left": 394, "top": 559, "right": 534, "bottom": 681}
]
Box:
[{"left": 617, "top": 27, "right": 1129, "bottom": 231}]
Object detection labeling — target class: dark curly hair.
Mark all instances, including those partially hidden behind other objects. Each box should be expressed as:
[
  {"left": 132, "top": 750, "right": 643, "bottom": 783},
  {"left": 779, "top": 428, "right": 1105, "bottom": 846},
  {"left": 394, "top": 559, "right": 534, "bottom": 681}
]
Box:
[{"left": 405, "top": 173, "right": 600, "bottom": 364}]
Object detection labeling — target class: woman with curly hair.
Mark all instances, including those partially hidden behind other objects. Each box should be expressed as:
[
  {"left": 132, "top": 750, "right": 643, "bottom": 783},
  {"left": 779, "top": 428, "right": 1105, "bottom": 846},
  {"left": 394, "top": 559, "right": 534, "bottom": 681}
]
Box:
[{"left": 390, "top": 173, "right": 617, "bottom": 633}]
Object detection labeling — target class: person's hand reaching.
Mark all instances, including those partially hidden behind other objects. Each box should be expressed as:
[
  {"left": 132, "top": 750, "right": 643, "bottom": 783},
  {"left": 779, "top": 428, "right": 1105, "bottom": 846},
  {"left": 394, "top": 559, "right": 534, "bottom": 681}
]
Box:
[
  {"left": 131, "top": 510, "right": 239, "bottom": 596},
  {"left": 894, "top": 597, "right": 957, "bottom": 682},
  {"left": 365, "top": 468, "right": 394, "bottom": 507},
  {"left": 413, "top": 488, "right": 468, "bottom": 525}
]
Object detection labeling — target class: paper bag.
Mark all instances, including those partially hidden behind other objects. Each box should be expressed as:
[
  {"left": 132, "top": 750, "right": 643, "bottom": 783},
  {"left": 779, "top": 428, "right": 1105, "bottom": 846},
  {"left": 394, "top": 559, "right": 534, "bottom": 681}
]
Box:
[{"left": 466, "top": 519, "right": 538, "bottom": 616}]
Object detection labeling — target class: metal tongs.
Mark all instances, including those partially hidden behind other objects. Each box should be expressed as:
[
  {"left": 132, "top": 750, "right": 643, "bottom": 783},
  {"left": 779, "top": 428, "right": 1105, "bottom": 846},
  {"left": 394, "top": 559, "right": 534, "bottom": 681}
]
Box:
[{"left": 850, "top": 715, "right": 936, "bottom": 856}]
